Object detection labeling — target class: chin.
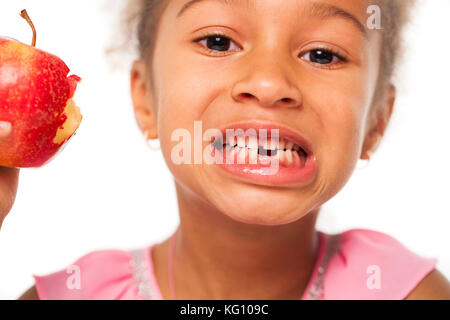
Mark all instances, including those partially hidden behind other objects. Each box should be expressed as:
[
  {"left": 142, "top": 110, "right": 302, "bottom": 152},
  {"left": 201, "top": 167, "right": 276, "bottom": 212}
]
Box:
[
  {"left": 207, "top": 183, "right": 315, "bottom": 226},
  {"left": 169, "top": 155, "right": 322, "bottom": 226}
]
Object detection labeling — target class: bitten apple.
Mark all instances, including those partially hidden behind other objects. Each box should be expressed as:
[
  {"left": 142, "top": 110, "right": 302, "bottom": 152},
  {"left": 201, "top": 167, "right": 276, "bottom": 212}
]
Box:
[{"left": 0, "top": 10, "right": 82, "bottom": 168}]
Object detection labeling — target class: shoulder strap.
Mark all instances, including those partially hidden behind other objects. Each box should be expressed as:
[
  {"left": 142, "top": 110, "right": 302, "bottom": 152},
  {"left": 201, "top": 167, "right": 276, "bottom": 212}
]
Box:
[
  {"left": 129, "top": 248, "right": 160, "bottom": 300},
  {"left": 304, "top": 233, "right": 341, "bottom": 300}
]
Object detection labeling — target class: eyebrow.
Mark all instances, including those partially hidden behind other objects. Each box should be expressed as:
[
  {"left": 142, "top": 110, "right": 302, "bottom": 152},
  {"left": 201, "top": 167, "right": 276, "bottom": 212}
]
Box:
[
  {"left": 177, "top": 0, "right": 250, "bottom": 18},
  {"left": 176, "top": 0, "right": 367, "bottom": 38},
  {"left": 306, "top": 2, "right": 368, "bottom": 39}
]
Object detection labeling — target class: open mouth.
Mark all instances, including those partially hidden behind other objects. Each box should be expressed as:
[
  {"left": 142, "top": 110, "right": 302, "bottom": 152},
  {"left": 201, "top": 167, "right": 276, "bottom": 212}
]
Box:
[
  {"left": 212, "top": 133, "right": 308, "bottom": 168},
  {"left": 208, "top": 121, "right": 317, "bottom": 186}
]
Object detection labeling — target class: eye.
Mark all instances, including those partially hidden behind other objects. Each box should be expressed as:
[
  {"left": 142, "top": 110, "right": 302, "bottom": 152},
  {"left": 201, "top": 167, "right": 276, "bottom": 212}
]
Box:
[
  {"left": 194, "top": 32, "right": 240, "bottom": 56},
  {"left": 301, "top": 49, "right": 345, "bottom": 66}
]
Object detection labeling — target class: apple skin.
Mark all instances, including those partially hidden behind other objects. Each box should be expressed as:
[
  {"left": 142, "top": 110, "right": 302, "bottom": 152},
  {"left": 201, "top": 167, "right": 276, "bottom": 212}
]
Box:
[{"left": 0, "top": 37, "right": 81, "bottom": 168}]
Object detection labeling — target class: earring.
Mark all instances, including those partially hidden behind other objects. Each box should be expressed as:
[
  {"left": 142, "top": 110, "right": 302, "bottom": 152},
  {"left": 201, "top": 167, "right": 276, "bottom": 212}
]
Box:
[
  {"left": 356, "top": 151, "right": 372, "bottom": 170},
  {"left": 144, "top": 130, "right": 160, "bottom": 151}
]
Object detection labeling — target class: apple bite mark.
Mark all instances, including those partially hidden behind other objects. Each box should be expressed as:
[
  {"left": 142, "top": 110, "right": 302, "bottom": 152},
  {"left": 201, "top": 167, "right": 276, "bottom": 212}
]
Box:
[
  {"left": 53, "top": 74, "right": 83, "bottom": 144},
  {"left": 53, "top": 99, "right": 82, "bottom": 144}
]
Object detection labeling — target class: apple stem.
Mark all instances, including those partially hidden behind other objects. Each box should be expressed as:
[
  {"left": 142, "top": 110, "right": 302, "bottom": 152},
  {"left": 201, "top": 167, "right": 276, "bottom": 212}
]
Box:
[{"left": 20, "top": 9, "right": 36, "bottom": 47}]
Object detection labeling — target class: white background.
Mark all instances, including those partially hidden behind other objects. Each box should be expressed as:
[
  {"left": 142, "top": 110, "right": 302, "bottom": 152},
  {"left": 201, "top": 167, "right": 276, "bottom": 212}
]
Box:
[{"left": 0, "top": 0, "right": 449, "bottom": 299}]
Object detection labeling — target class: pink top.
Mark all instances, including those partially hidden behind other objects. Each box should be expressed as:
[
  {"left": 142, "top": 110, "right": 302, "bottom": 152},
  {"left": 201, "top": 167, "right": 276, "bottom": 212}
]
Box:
[{"left": 33, "top": 228, "right": 437, "bottom": 300}]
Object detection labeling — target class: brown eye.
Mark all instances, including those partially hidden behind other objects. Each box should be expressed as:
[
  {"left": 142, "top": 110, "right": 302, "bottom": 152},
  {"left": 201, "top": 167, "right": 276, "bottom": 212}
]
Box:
[
  {"left": 205, "top": 36, "right": 231, "bottom": 51},
  {"left": 301, "top": 49, "right": 343, "bottom": 65},
  {"left": 195, "top": 33, "right": 240, "bottom": 55}
]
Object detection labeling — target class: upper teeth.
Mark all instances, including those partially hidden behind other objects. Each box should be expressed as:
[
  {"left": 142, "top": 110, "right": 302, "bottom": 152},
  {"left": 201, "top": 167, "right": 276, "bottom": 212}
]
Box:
[
  {"left": 222, "top": 135, "right": 303, "bottom": 152},
  {"left": 237, "top": 136, "right": 245, "bottom": 148}
]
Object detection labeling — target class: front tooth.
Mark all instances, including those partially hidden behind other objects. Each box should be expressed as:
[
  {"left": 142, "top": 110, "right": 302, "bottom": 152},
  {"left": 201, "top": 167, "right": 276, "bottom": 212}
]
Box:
[
  {"left": 261, "top": 136, "right": 270, "bottom": 149},
  {"left": 285, "top": 149, "right": 293, "bottom": 167},
  {"left": 286, "top": 141, "right": 294, "bottom": 150},
  {"left": 279, "top": 149, "right": 286, "bottom": 164},
  {"left": 227, "top": 134, "right": 236, "bottom": 146},
  {"left": 279, "top": 139, "right": 286, "bottom": 151},
  {"left": 269, "top": 137, "right": 278, "bottom": 150},
  {"left": 249, "top": 147, "right": 258, "bottom": 164},
  {"left": 237, "top": 147, "right": 247, "bottom": 164},
  {"left": 292, "top": 150, "right": 301, "bottom": 167},
  {"left": 248, "top": 135, "right": 258, "bottom": 150},
  {"left": 237, "top": 135, "right": 245, "bottom": 148},
  {"left": 226, "top": 146, "right": 236, "bottom": 163},
  {"left": 225, "top": 144, "right": 233, "bottom": 153}
]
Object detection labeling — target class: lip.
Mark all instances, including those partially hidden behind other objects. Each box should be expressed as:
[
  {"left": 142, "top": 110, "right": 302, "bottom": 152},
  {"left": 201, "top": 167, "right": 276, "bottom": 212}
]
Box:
[{"left": 210, "top": 120, "right": 318, "bottom": 187}]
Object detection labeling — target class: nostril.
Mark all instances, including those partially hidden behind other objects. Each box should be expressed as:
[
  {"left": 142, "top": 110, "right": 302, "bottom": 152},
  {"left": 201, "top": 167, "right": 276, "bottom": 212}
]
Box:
[{"left": 280, "top": 97, "right": 301, "bottom": 108}]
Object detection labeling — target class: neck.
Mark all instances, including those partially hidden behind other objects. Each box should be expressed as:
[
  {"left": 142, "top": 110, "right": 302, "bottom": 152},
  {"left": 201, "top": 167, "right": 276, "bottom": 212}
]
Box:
[{"left": 163, "top": 182, "right": 320, "bottom": 300}]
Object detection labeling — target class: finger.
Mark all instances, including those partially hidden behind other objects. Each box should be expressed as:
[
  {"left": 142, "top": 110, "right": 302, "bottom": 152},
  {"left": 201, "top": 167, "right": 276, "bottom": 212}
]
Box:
[
  {"left": 0, "top": 121, "right": 12, "bottom": 138},
  {"left": 0, "top": 167, "right": 19, "bottom": 229}
]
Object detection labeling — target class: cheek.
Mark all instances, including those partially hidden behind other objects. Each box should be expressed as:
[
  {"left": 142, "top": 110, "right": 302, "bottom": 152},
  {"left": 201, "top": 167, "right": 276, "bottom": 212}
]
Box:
[
  {"left": 154, "top": 76, "right": 213, "bottom": 194},
  {"left": 306, "top": 67, "right": 376, "bottom": 193},
  {"left": 318, "top": 85, "right": 367, "bottom": 157},
  {"left": 153, "top": 44, "right": 227, "bottom": 175},
  {"left": 155, "top": 59, "right": 213, "bottom": 137}
]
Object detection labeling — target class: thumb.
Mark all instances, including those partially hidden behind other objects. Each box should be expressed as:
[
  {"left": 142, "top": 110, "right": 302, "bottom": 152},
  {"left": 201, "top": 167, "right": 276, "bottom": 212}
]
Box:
[{"left": 0, "top": 167, "right": 19, "bottom": 230}]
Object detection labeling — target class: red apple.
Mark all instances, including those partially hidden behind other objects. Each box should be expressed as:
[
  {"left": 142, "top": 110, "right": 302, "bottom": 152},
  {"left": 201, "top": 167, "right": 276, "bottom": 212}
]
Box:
[{"left": 0, "top": 10, "right": 82, "bottom": 168}]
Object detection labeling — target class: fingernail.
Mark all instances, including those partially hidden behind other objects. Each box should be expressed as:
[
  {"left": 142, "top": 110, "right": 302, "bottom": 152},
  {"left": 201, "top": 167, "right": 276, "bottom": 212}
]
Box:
[
  {"left": 0, "top": 122, "right": 12, "bottom": 138},
  {"left": 0, "top": 121, "right": 11, "bottom": 130}
]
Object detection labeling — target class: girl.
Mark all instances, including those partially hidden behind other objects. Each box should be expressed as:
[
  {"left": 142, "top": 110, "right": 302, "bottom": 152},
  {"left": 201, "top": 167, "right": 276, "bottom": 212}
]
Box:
[{"left": 7, "top": 0, "right": 450, "bottom": 299}]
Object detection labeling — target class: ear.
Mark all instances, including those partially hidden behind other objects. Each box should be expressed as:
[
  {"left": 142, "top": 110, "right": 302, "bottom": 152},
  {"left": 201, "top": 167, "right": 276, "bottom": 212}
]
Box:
[
  {"left": 361, "top": 85, "right": 396, "bottom": 160},
  {"left": 130, "top": 60, "right": 158, "bottom": 139}
]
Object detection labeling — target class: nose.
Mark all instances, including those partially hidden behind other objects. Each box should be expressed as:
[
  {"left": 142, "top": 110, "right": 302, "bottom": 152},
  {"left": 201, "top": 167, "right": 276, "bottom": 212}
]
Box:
[{"left": 231, "top": 52, "right": 303, "bottom": 109}]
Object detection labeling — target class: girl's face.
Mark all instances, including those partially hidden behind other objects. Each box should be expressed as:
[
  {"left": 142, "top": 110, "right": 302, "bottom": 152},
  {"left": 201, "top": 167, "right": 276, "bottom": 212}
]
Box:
[{"left": 132, "top": 0, "right": 394, "bottom": 226}]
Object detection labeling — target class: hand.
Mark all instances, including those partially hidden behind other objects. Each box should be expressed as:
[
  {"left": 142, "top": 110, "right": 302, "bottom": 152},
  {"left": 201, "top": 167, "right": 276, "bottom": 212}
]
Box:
[{"left": 0, "top": 121, "right": 19, "bottom": 229}]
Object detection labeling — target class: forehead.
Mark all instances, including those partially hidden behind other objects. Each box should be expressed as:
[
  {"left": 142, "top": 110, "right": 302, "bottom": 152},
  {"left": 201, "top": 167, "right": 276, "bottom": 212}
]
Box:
[
  {"left": 173, "top": 0, "right": 372, "bottom": 37},
  {"left": 175, "top": 0, "right": 372, "bottom": 16}
]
